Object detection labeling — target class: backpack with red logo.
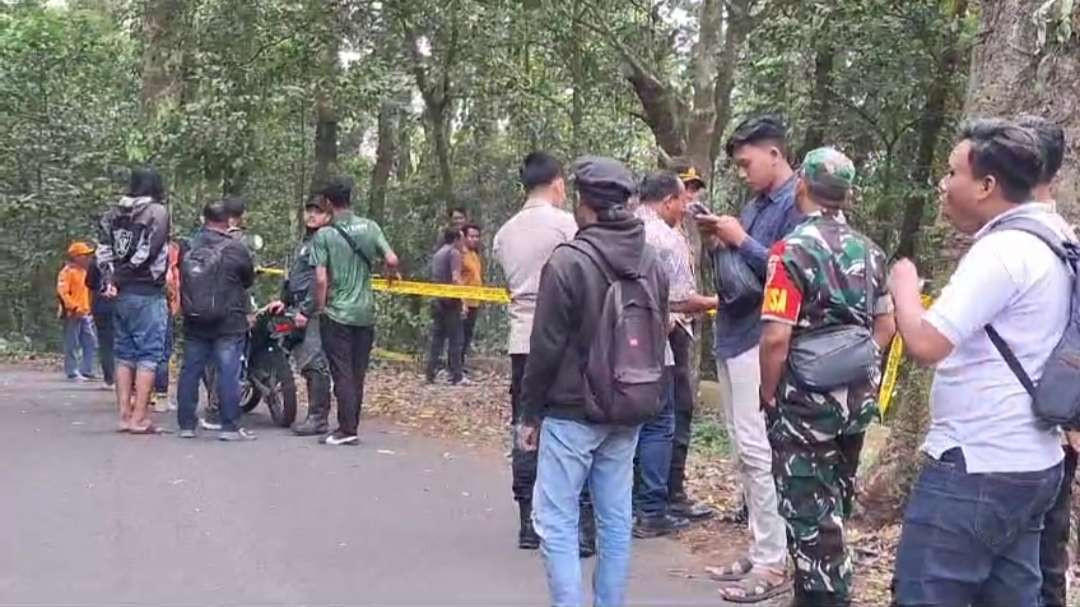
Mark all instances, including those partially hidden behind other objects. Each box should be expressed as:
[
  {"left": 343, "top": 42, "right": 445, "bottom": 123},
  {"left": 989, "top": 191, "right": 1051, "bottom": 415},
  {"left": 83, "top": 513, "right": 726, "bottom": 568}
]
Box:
[{"left": 565, "top": 240, "right": 667, "bottom": 425}]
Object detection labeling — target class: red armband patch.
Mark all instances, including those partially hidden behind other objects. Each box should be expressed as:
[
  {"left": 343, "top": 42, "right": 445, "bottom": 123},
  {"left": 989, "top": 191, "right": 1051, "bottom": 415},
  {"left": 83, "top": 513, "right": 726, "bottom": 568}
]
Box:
[{"left": 762, "top": 248, "right": 801, "bottom": 324}]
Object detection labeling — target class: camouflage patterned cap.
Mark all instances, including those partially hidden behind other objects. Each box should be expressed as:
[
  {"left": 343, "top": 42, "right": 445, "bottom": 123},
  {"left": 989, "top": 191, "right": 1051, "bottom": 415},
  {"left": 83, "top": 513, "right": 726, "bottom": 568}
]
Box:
[{"left": 801, "top": 147, "right": 855, "bottom": 205}]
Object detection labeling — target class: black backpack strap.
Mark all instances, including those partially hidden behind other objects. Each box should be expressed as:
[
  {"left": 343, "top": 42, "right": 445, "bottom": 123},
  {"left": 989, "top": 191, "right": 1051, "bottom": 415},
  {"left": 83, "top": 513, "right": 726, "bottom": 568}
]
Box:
[
  {"left": 984, "top": 325, "right": 1037, "bottom": 398},
  {"left": 332, "top": 224, "right": 372, "bottom": 269},
  {"left": 982, "top": 214, "right": 1075, "bottom": 399},
  {"left": 563, "top": 240, "right": 615, "bottom": 284}
]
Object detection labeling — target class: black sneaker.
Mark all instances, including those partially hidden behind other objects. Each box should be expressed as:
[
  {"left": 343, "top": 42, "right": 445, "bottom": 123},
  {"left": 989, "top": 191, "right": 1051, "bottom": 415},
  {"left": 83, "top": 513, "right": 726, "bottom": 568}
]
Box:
[
  {"left": 322, "top": 431, "right": 359, "bottom": 446},
  {"left": 633, "top": 513, "right": 691, "bottom": 539},
  {"left": 291, "top": 418, "right": 329, "bottom": 436},
  {"left": 668, "top": 497, "right": 716, "bottom": 522}
]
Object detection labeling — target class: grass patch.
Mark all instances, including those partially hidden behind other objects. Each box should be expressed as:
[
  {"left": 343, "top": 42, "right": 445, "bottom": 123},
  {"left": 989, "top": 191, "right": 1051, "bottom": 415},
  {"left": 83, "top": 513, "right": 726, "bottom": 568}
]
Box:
[{"left": 690, "top": 414, "right": 731, "bottom": 458}]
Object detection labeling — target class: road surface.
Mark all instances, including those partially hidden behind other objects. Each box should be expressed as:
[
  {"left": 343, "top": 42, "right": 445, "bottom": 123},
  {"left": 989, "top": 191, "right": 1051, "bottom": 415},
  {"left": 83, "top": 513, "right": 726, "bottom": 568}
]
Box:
[{"left": 0, "top": 366, "right": 727, "bottom": 606}]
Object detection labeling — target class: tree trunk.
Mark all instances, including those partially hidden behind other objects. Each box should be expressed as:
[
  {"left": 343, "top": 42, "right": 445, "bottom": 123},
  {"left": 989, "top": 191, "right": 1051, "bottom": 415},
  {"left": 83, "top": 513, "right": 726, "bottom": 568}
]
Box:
[
  {"left": 369, "top": 99, "right": 397, "bottom": 225},
  {"left": 896, "top": 0, "right": 969, "bottom": 260},
  {"left": 964, "top": 0, "right": 1080, "bottom": 220},
  {"left": 428, "top": 99, "right": 455, "bottom": 208},
  {"left": 795, "top": 44, "right": 836, "bottom": 161},
  {"left": 140, "top": 0, "right": 183, "bottom": 121},
  {"left": 311, "top": 89, "right": 338, "bottom": 192}
]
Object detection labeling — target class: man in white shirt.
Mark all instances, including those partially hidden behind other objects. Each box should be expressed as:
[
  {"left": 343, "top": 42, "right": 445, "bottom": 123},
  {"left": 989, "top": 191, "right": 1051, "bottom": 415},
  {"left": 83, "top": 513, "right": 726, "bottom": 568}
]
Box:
[
  {"left": 889, "top": 119, "right": 1070, "bottom": 606},
  {"left": 493, "top": 152, "right": 579, "bottom": 550},
  {"left": 1017, "top": 113, "right": 1078, "bottom": 607}
]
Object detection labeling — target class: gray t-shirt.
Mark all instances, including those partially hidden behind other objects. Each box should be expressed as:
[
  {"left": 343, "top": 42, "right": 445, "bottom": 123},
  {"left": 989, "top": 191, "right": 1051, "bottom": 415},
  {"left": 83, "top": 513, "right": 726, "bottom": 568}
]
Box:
[{"left": 431, "top": 243, "right": 462, "bottom": 305}]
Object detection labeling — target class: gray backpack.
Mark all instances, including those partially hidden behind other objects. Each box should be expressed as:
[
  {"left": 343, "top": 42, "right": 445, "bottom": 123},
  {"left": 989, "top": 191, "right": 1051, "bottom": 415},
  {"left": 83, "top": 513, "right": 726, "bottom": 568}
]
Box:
[
  {"left": 983, "top": 215, "right": 1080, "bottom": 427},
  {"left": 565, "top": 241, "right": 667, "bottom": 426}
]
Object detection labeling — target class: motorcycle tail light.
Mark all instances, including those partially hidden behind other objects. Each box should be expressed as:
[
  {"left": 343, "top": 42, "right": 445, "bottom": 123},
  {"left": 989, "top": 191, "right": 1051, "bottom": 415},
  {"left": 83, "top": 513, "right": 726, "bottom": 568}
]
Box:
[{"left": 273, "top": 322, "right": 293, "bottom": 334}]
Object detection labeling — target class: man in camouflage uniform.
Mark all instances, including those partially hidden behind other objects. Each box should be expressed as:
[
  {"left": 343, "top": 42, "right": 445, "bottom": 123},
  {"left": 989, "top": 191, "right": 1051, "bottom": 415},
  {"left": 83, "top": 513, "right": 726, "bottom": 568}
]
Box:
[{"left": 757, "top": 147, "right": 896, "bottom": 607}]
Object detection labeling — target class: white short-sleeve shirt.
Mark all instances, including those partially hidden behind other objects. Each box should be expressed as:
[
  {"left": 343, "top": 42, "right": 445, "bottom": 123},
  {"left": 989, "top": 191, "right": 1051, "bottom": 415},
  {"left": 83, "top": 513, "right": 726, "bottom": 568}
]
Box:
[{"left": 922, "top": 203, "right": 1072, "bottom": 473}]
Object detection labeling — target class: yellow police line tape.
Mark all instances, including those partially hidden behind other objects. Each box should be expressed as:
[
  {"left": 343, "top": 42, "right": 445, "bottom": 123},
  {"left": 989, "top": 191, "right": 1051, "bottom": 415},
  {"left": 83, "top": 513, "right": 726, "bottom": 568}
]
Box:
[
  {"left": 877, "top": 294, "right": 934, "bottom": 417},
  {"left": 259, "top": 265, "right": 922, "bottom": 415}
]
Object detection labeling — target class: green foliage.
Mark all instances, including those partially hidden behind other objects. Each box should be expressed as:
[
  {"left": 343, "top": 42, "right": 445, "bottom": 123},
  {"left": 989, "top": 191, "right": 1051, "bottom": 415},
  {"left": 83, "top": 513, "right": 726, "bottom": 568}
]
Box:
[{"left": 0, "top": 0, "right": 973, "bottom": 360}]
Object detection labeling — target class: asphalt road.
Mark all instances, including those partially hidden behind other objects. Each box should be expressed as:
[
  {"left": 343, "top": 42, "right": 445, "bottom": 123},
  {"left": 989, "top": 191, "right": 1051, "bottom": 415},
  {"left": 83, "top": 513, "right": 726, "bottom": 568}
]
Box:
[{"left": 0, "top": 366, "right": 724, "bottom": 606}]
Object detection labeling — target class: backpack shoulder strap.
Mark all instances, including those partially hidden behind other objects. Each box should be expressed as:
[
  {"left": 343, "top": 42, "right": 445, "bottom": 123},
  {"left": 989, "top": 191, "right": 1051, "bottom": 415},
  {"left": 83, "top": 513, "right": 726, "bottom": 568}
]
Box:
[
  {"left": 988, "top": 215, "right": 1072, "bottom": 265},
  {"left": 331, "top": 224, "right": 372, "bottom": 269},
  {"left": 562, "top": 240, "right": 615, "bottom": 284},
  {"left": 981, "top": 215, "right": 1071, "bottom": 399},
  {"left": 985, "top": 325, "right": 1037, "bottom": 398}
]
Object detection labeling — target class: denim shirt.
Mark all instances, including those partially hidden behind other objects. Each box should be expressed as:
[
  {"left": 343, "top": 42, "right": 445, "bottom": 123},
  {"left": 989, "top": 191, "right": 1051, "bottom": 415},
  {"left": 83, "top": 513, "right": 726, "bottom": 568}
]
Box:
[{"left": 713, "top": 175, "right": 802, "bottom": 359}]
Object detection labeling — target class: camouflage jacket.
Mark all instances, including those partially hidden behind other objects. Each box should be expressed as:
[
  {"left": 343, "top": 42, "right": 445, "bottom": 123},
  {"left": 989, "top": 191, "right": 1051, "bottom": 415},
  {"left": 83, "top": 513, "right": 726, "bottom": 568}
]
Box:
[{"left": 762, "top": 213, "right": 892, "bottom": 439}]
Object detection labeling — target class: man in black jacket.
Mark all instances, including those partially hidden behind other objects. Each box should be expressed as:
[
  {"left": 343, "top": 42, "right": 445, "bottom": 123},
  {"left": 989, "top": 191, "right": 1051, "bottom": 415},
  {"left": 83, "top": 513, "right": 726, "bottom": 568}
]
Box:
[
  {"left": 267, "top": 197, "right": 334, "bottom": 436},
  {"left": 519, "top": 156, "right": 669, "bottom": 607},
  {"left": 175, "top": 200, "right": 256, "bottom": 441},
  {"left": 97, "top": 166, "right": 171, "bottom": 434}
]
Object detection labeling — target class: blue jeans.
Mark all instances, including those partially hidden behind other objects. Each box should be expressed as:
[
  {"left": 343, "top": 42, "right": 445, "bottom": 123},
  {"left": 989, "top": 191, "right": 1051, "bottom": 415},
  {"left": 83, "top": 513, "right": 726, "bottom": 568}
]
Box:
[
  {"left": 634, "top": 367, "right": 675, "bottom": 517},
  {"left": 893, "top": 448, "right": 1063, "bottom": 606},
  {"left": 63, "top": 315, "right": 97, "bottom": 378},
  {"left": 533, "top": 417, "right": 640, "bottom": 607},
  {"left": 177, "top": 334, "right": 244, "bottom": 432},
  {"left": 154, "top": 319, "right": 173, "bottom": 394},
  {"left": 112, "top": 292, "right": 167, "bottom": 370}
]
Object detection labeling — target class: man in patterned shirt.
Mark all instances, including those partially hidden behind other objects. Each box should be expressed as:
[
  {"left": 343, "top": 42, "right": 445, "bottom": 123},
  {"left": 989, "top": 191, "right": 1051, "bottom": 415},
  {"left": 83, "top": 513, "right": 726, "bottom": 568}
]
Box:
[
  {"left": 632, "top": 171, "right": 718, "bottom": 538},
  {"left": 754, "top": 148, "right": 895, "bottom": 606}
]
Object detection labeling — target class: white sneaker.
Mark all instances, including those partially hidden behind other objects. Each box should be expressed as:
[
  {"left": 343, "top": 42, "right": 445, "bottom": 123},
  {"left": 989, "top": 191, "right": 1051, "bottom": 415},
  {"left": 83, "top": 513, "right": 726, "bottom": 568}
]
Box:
[{"left": 153, "top": 394, "right": 170, "bottom": 413}]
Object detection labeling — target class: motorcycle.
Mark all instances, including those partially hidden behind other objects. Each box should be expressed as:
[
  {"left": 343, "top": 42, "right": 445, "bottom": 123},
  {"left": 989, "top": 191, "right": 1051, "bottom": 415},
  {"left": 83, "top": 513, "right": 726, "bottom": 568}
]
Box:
[
  {"left": 204, "top": 307, "right": 299, "bottom": 428},
  {"left": 238, "top": 309, "right": 299, "bottom": 427}
]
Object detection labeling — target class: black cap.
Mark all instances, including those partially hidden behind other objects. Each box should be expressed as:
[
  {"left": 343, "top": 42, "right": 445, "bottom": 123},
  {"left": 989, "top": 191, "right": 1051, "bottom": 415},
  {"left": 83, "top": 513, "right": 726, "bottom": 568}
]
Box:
[{"left": 570, "top": 156, "right": 635, "bottom": 208}]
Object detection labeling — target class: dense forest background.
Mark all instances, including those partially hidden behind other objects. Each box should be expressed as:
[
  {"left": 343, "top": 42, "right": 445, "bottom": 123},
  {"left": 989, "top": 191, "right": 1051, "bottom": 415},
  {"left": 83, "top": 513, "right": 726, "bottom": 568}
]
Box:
[{"left": 2, "top": 0, "right": 1078, "bottom": 477}]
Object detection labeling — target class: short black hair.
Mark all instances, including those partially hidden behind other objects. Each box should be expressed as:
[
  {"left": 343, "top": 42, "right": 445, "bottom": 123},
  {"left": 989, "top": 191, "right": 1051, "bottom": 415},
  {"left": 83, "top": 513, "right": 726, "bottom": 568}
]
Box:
[
  {"left": 463, "top": 223, "right": 481, "bottom": 236},
  {"left": 202, "top": 199, "right": 230, "bottom": 224},
  {"left": 520, "top": 152, "right": 563, "bottom": 191},
  {"left": 1016, "top": 114, "right": 1065, "bottom": 185},
  {"left": 223, "top": 195, "right": 247, "bottom": 219},
  {"left": 316, "top": 176, "right": 353, "bottom": 208},
  {"left": 449, "top": 206, "right": 468, "bottom": 218},
  {"left": 725, "top": 114, "right": 788, "bottom": 158},
  {"left": 637, "top": 171, "right": 683, "bottom": 204},
  {"left": 442, "top": 227, "right": 463, "bottom": 245},
  {"left": 960, "top": 118, "right": 1043, "bottom": 204},
  {"left": 128, "top": 166, "right": 165, "bottom": 201}
]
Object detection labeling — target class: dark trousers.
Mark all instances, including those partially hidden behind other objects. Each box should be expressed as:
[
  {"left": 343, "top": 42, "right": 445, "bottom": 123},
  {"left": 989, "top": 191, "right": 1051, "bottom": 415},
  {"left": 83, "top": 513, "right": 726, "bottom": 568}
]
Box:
[
  {"left": 462, "top": 307, "right": 479, "bottom": 366},
  {"left": 635, "top": 368, "right": 675, "bottom": 516},
  {"left": 667, "top": 326, "right": 694, "bottom": 501},
  {"left": 94, "top": 313, "right": 115, "bottom": 385},
  {"left": 154, "top": 318, "right": 173, "bottom": 394},
  {"left": 177, "top": 333, "right": 244, "bottom": 432},
  {"left": 320, "top": 318, "right": 375, "bottom": 436},
  {"left": 893, "top": 449, "right": 1063, "bottom": 607},
  {"left": 1040, "top": 445, "right": 1078, "bottom": 607},
  {"left": 426, "top": 301, "right": 464, "bottom": 383},
  {"left": 510, "top": 354, "right": 535, "bottom": 502}
]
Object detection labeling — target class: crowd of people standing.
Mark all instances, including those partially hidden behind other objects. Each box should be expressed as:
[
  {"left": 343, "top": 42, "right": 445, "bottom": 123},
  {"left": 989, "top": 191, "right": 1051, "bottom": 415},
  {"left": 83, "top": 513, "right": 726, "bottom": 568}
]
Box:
[{"left": 55, "top": 109, "right": 1078, "bottom": 607}]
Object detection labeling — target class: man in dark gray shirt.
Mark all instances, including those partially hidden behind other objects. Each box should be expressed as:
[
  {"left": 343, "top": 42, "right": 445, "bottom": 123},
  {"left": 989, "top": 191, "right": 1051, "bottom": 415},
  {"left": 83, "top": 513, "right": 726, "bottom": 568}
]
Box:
[
  {"left": 696, "top": 115, "right": 801, "bottom": 591},
  {"left": 426, "top": 227, "right": 469, "bottom": 385}
]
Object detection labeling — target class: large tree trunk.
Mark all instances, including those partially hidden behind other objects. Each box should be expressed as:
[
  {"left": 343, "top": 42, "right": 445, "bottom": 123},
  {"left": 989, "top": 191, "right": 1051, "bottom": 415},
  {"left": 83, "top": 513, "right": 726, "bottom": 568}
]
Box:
[
  {"left": 896, "top": 0, "right": 970, "bottom": 260},
  {"left": 140, "top": 0, "right": 183, "bottom": 121},
  {"left": 311, "top": 90, "right": 338, "bottom": 191},
  {"left": 965, "top": 0, "right": 1080, "bottom": 220},
  {"left": 369, "top": 99, "right": 397, "bottom": 225},
  {"left": 795, "top": 44, "right": 836, "bottom": 161}
]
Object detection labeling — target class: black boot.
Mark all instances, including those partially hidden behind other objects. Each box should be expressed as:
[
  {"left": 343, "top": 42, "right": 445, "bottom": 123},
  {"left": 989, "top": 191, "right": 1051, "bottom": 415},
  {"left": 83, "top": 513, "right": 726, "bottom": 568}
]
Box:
[
  {"left": 293, "top": 370, "right": 330, "bottom": 436},
  {"left": 518, "top": 500, "right": 540, "bottom": 550},
  {"left": 579, "top": 500, "right": 597, "bottom": 558},
  {"left": 790, "top": 590, "right": 849, "bottom": 607}
]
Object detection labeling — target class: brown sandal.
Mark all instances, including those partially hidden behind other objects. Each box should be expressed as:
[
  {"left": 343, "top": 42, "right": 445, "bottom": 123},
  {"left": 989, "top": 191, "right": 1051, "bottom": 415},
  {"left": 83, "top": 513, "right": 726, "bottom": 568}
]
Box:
[{"left": 128, "top": 423, "right": 170, "bottom": 435}]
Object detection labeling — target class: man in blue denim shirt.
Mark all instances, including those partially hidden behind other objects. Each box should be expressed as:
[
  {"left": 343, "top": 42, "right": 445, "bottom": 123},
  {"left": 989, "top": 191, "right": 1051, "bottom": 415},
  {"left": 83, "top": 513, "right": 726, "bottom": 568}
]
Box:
[{"left": 697, "top": 115, "right": 801, "bottom": 597}]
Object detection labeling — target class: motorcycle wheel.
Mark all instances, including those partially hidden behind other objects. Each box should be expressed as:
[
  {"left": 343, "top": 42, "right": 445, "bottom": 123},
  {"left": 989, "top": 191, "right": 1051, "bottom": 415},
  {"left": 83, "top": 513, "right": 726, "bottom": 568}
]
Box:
[
  {"left": 265, "top": 352, "right": 298, "bottom": 428},
  {"left": 240, "top": 380, "right": 261, "bottom": 413}
]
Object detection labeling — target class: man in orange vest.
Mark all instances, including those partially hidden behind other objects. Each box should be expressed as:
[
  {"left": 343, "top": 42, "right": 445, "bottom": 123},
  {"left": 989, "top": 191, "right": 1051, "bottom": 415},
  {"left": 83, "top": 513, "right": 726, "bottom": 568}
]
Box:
[{"left": 57, "top": 241, "right": 99, "bottom": 380}]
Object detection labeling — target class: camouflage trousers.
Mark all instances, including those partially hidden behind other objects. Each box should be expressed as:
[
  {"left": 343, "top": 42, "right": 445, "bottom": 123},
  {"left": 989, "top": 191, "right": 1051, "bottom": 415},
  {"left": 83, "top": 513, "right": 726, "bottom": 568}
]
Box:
[{"left": 768, "top": 412, "right": 865, "bottom": 603}]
